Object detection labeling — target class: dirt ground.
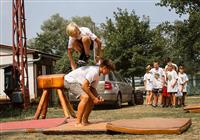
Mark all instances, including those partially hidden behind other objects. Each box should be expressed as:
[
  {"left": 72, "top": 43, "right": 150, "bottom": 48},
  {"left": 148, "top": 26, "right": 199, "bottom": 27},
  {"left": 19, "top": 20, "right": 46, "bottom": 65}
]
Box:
[{"left": 0, "top": 96, "right": 200, "bottom": 140}]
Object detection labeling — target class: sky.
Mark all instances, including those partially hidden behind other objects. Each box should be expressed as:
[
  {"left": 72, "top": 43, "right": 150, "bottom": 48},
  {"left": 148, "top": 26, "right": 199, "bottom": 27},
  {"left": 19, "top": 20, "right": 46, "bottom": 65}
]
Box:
[{"left": 0, "top": 0, "right": 188, "bottom": 46}]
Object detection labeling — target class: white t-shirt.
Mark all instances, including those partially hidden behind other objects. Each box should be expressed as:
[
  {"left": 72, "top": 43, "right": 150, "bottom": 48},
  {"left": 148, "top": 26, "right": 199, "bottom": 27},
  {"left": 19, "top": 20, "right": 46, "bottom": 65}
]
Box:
[
  {"left": 150, "top": 67, "right": 164, "bottom": 89},
  {"left": 68, "top": 27, "right": 97, "bottom": 49},
  {"left": 152, "top": 78, "right": 163, "bottom": 89},
  {"left": 178, "top": 73, "right": 189, "bottom": 92},
  {"left": 64, "top": 66, "right": 100, "bottom": 88},
  {"left": 143, "top": 73, "right": 153, "bottom": 91},
  {"left": 167, "top": 70, "right": 178, "bottom": 92}
]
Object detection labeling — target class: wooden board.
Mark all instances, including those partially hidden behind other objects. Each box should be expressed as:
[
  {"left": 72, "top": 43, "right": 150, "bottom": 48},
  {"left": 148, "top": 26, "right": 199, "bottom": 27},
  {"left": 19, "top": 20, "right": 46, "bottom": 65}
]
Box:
[
  {"left": 185, "top": 109, "right": 200, "bottom": 113},
  {"left": 106, "top": 118, "right": 191, "bottom": 135},
  {"left": 43, "top": 119, "right": 108, "bottom": 134},
  {"left": 184, "top": 104, "right": 200, "bottom": 111}
]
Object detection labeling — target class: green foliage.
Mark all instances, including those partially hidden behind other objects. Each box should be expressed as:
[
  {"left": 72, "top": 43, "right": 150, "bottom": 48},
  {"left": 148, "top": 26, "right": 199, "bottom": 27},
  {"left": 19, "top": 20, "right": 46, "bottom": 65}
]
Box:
[
  {"left": 153, "top": 12, "right": 200, "bottom": 74},
  {"left": 28, "top": 14, "right": 68, "bottom": 56},
  {"left": 157, "top": 0, "right": 200, "bottom": 14},
  {"left": 102, "top": 8, "right": 166, "bottom": 77},
  {"left": 54, "top": 52, "right": 70, "bottom": 73},
  {"left": 157, "top": 0, "right": 200, "bottom": 74}
]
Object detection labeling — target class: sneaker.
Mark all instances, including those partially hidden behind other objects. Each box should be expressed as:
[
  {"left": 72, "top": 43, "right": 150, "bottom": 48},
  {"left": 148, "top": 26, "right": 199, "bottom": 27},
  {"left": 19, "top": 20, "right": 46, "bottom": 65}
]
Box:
[
  {"left": 152, "top": 104, "right": 157, "bottom": 108},
  {"left": 85, "top": 55, "right": 90, "bottom": 62},
  {"left": 77, "top": 60, "right": 86, "bottom": 65}
]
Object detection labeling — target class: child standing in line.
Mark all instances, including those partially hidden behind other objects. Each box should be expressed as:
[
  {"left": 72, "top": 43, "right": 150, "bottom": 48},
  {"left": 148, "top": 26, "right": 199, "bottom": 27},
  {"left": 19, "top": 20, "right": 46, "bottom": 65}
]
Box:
[
  {"left": 144, "top": 65, "right": 153, "bottom": 105},
  {"left": 178, "top": 65, "right": 189, "bottom": 106},
  {"left": 152, "top": 73, "right": 163, "bottom": 107},
  {"left": 150, "top": 61, "right": 165, "bottom": 107},
  {"left": 162, "top": 68, "right": 170, "bottom": 107},
  {"left": 166, "top": 62, "right": 178, "bottom": 107}
]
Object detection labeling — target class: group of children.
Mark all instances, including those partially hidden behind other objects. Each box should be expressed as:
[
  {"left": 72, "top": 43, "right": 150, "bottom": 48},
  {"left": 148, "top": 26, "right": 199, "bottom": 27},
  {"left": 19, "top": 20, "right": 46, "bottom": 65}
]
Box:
[{"left": 144, "top": 61, "right": 189, "bottom": 108}]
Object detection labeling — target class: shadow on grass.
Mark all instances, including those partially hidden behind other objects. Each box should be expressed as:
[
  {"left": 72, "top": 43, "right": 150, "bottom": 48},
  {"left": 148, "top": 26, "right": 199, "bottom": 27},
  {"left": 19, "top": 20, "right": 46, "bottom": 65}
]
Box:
[{"left": 71, "top": 103, "right": 138, "bottom": 111}]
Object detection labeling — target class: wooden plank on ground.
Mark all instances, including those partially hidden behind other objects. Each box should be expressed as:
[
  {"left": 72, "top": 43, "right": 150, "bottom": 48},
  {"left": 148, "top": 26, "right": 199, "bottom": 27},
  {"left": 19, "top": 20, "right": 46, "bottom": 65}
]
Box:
[
  {"left": 184, "top": 104, "right": 200, "bottom": 111},
  {"left": 43, "top": 119, "right": 108, "bottom": 134},
  {"left": 106, "top": 118, "right": 191, "bottom": 135},
  {"left": 185, "top": 109, "right": 200, "bottom": 113}
]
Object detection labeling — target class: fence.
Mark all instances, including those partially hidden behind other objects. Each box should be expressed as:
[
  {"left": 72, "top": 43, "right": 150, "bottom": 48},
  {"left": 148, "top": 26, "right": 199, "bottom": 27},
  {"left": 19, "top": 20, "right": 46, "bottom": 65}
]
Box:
[{"left": 188, "top": 74, "right": 200, "bottom": 95}]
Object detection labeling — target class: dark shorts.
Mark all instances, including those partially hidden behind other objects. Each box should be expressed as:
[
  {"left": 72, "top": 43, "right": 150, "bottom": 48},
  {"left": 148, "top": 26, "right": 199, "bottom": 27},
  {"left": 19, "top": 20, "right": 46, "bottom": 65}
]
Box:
[
  {"left": 152, "top": 88, "right": 162, "bottom": 96},
  {"left": 78, "top": 39, "right": 94, "bottom": 62},
  {"left": 183, "top": 92, "right": 187, "bottom": 96},
  {"left": 78, "top": 39, "right": 94, "bottom": 52}
]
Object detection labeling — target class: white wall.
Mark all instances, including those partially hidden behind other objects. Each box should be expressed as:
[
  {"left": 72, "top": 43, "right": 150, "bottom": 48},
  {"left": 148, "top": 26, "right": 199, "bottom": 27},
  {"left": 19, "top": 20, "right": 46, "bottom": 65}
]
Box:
[
  {"left": 28, "top": 62, "right": 35, "bottom": 100},
  {"left": 0, "top": 69, "right": 7, "bottom": 99},
  {"left": 0, "top": 47, "right": 35, "bottom": 101}
]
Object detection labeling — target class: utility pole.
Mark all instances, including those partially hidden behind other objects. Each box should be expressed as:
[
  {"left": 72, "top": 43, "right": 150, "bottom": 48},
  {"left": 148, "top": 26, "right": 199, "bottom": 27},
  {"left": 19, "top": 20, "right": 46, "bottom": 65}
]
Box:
[{"left": 12, "top": 0, "right": 30, "bottom": 108}]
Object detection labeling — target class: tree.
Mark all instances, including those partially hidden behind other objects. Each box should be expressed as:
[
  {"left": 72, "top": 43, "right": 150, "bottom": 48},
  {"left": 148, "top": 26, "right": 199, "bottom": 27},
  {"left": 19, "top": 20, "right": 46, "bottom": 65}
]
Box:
[
  {"left": 172, "top": 12, "right": 200, "bottom": 74},
  {"left": 157, "top": 0, "right": 200, "bottom": 15},
  {"left": 28, "top": 14, "right": 68, "bottom": 56},
  {"left": 102, "top": 8, "right": 166, "bottom": 78},
  {"left": 157, "top": 1, "right": 200, "bottom": 74}
]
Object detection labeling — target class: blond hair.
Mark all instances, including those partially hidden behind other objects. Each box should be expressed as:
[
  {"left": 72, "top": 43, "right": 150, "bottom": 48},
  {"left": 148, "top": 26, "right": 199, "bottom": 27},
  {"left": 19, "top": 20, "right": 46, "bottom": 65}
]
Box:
[
  {"left": 66, "top": 22, "right": 79, "bottom": 36},
  {"left": 146, "top": 65, "right": 151, "bottom": 72}
]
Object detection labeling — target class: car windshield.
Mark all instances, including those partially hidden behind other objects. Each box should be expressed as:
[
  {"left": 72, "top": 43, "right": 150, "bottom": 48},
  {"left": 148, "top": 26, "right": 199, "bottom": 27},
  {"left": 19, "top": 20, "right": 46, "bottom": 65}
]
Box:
[
  {"left": 134, "top": 77, "right": 144, "bottom": 86},
  {"left": 99, "top": 74, "right": 105, "bottom": 81}
]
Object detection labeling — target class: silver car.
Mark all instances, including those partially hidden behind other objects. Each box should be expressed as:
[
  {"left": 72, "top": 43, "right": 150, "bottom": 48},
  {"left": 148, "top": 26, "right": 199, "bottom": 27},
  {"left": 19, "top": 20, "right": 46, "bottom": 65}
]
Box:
[
  {"left": 134, "top": 77, "right": 145, "bottom": 105},
  {"left": 67, "top": 72, "right": 135, "bottom": 108}
]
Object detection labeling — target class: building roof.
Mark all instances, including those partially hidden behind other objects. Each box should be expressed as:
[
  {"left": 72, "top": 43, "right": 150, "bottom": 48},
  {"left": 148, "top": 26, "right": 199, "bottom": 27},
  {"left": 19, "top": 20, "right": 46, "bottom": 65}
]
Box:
[{"left": 0, "top": 44, "right": 61, "bottom": 59}]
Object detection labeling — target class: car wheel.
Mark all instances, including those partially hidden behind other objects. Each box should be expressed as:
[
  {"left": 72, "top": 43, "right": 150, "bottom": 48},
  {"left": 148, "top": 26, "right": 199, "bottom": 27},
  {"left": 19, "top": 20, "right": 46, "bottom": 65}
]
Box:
[
  {"left": 128, "top": 92, "right": 135, "bottom": 106},
  {"left": 115, "top": 93, "right": 122, "bottom": 109},
  {"left": 134, "top": 91, "right": 144, "bottom": 105}
]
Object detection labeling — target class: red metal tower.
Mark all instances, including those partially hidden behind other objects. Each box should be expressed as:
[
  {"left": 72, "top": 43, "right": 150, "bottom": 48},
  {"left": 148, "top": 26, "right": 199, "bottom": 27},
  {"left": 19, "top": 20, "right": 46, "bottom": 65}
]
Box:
[{"left": 12, "top": 0, "right": 30, "bottom": 108}]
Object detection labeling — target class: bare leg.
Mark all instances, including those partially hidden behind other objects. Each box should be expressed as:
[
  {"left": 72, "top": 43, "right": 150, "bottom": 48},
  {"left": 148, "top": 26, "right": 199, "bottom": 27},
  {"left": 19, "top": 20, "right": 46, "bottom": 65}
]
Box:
[
  {"left": 159, "top": 94, "right": 163, "bottom": 106},
  {"left": 72, "top": 40, "right": 83, "bottom": 53},
  {"left": 172, "top": 93, "right": 176, "bottom": 106},
  {"left": 162, "top": 96, "right": 166, "bottom": 107},
  {"left": 153, "top": 94, "right": 158, "bottom": 106},
  {"left": 82, "top": 99, "right": 94, "bottom": 125},
  {"left": 82, "top": 36, "right": 91, "bottom": 56},
  {"left": 146, "top": 91, "right": 149, "bottom": 105},
  {"left": 182, "top": 93, "right": 186, "bottom": 106},
  {"left": 149, "top": 92, "right": 153, "bottom": 104},
  {"left": 76, "top": 94, "right": 89, "bottom": 126}
]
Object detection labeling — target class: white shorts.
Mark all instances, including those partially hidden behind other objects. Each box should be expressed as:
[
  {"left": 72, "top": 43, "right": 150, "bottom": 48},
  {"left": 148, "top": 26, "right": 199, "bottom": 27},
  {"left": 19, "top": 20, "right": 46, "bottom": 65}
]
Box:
[{"left": 64, "top": 81, "right": 84, "bottom": 99}]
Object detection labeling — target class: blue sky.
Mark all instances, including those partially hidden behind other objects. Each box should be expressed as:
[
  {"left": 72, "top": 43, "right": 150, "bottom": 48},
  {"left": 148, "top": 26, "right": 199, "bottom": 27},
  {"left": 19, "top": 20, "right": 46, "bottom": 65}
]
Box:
[{"left": 1, "top": 0, "right": 188, "bottom": 45}]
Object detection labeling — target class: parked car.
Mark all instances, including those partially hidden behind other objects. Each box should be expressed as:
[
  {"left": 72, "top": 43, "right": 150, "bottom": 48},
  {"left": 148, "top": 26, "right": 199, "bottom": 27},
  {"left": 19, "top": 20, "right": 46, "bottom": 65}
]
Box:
[
  {"left": 67, "top": 72, "right": 135, "bottom": 108},
  {"left": 134, "top": 77, "right": 145, "bottom": 94},
  {"left": 134, "top": 77, "right": 145, "bottom": 105}
]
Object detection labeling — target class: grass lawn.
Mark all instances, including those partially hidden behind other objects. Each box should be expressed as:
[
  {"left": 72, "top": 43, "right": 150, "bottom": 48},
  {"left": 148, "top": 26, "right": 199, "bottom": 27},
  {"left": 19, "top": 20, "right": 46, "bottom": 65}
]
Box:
[{"left": 0, "top": 96, "right": 200, "bottom": 140}]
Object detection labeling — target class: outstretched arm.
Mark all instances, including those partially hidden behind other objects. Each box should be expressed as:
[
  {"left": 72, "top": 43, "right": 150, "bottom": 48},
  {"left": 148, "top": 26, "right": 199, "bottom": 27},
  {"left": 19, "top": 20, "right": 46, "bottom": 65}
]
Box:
[
  {"left": 94, "top": 38, "right": 102, "bottom": 63},
  {"left": 67, "top": 48, "right": 77, "bottom": 70}
]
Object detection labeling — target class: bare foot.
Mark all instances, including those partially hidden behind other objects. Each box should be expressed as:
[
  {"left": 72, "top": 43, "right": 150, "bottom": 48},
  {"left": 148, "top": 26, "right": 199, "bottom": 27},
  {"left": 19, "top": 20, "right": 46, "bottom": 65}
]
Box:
[
  {"left": 82, "top": 121, "right": 92, "bottom": 126},
  {"left": 75, "top": 123, "right": 84, "bottom": 127}
]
